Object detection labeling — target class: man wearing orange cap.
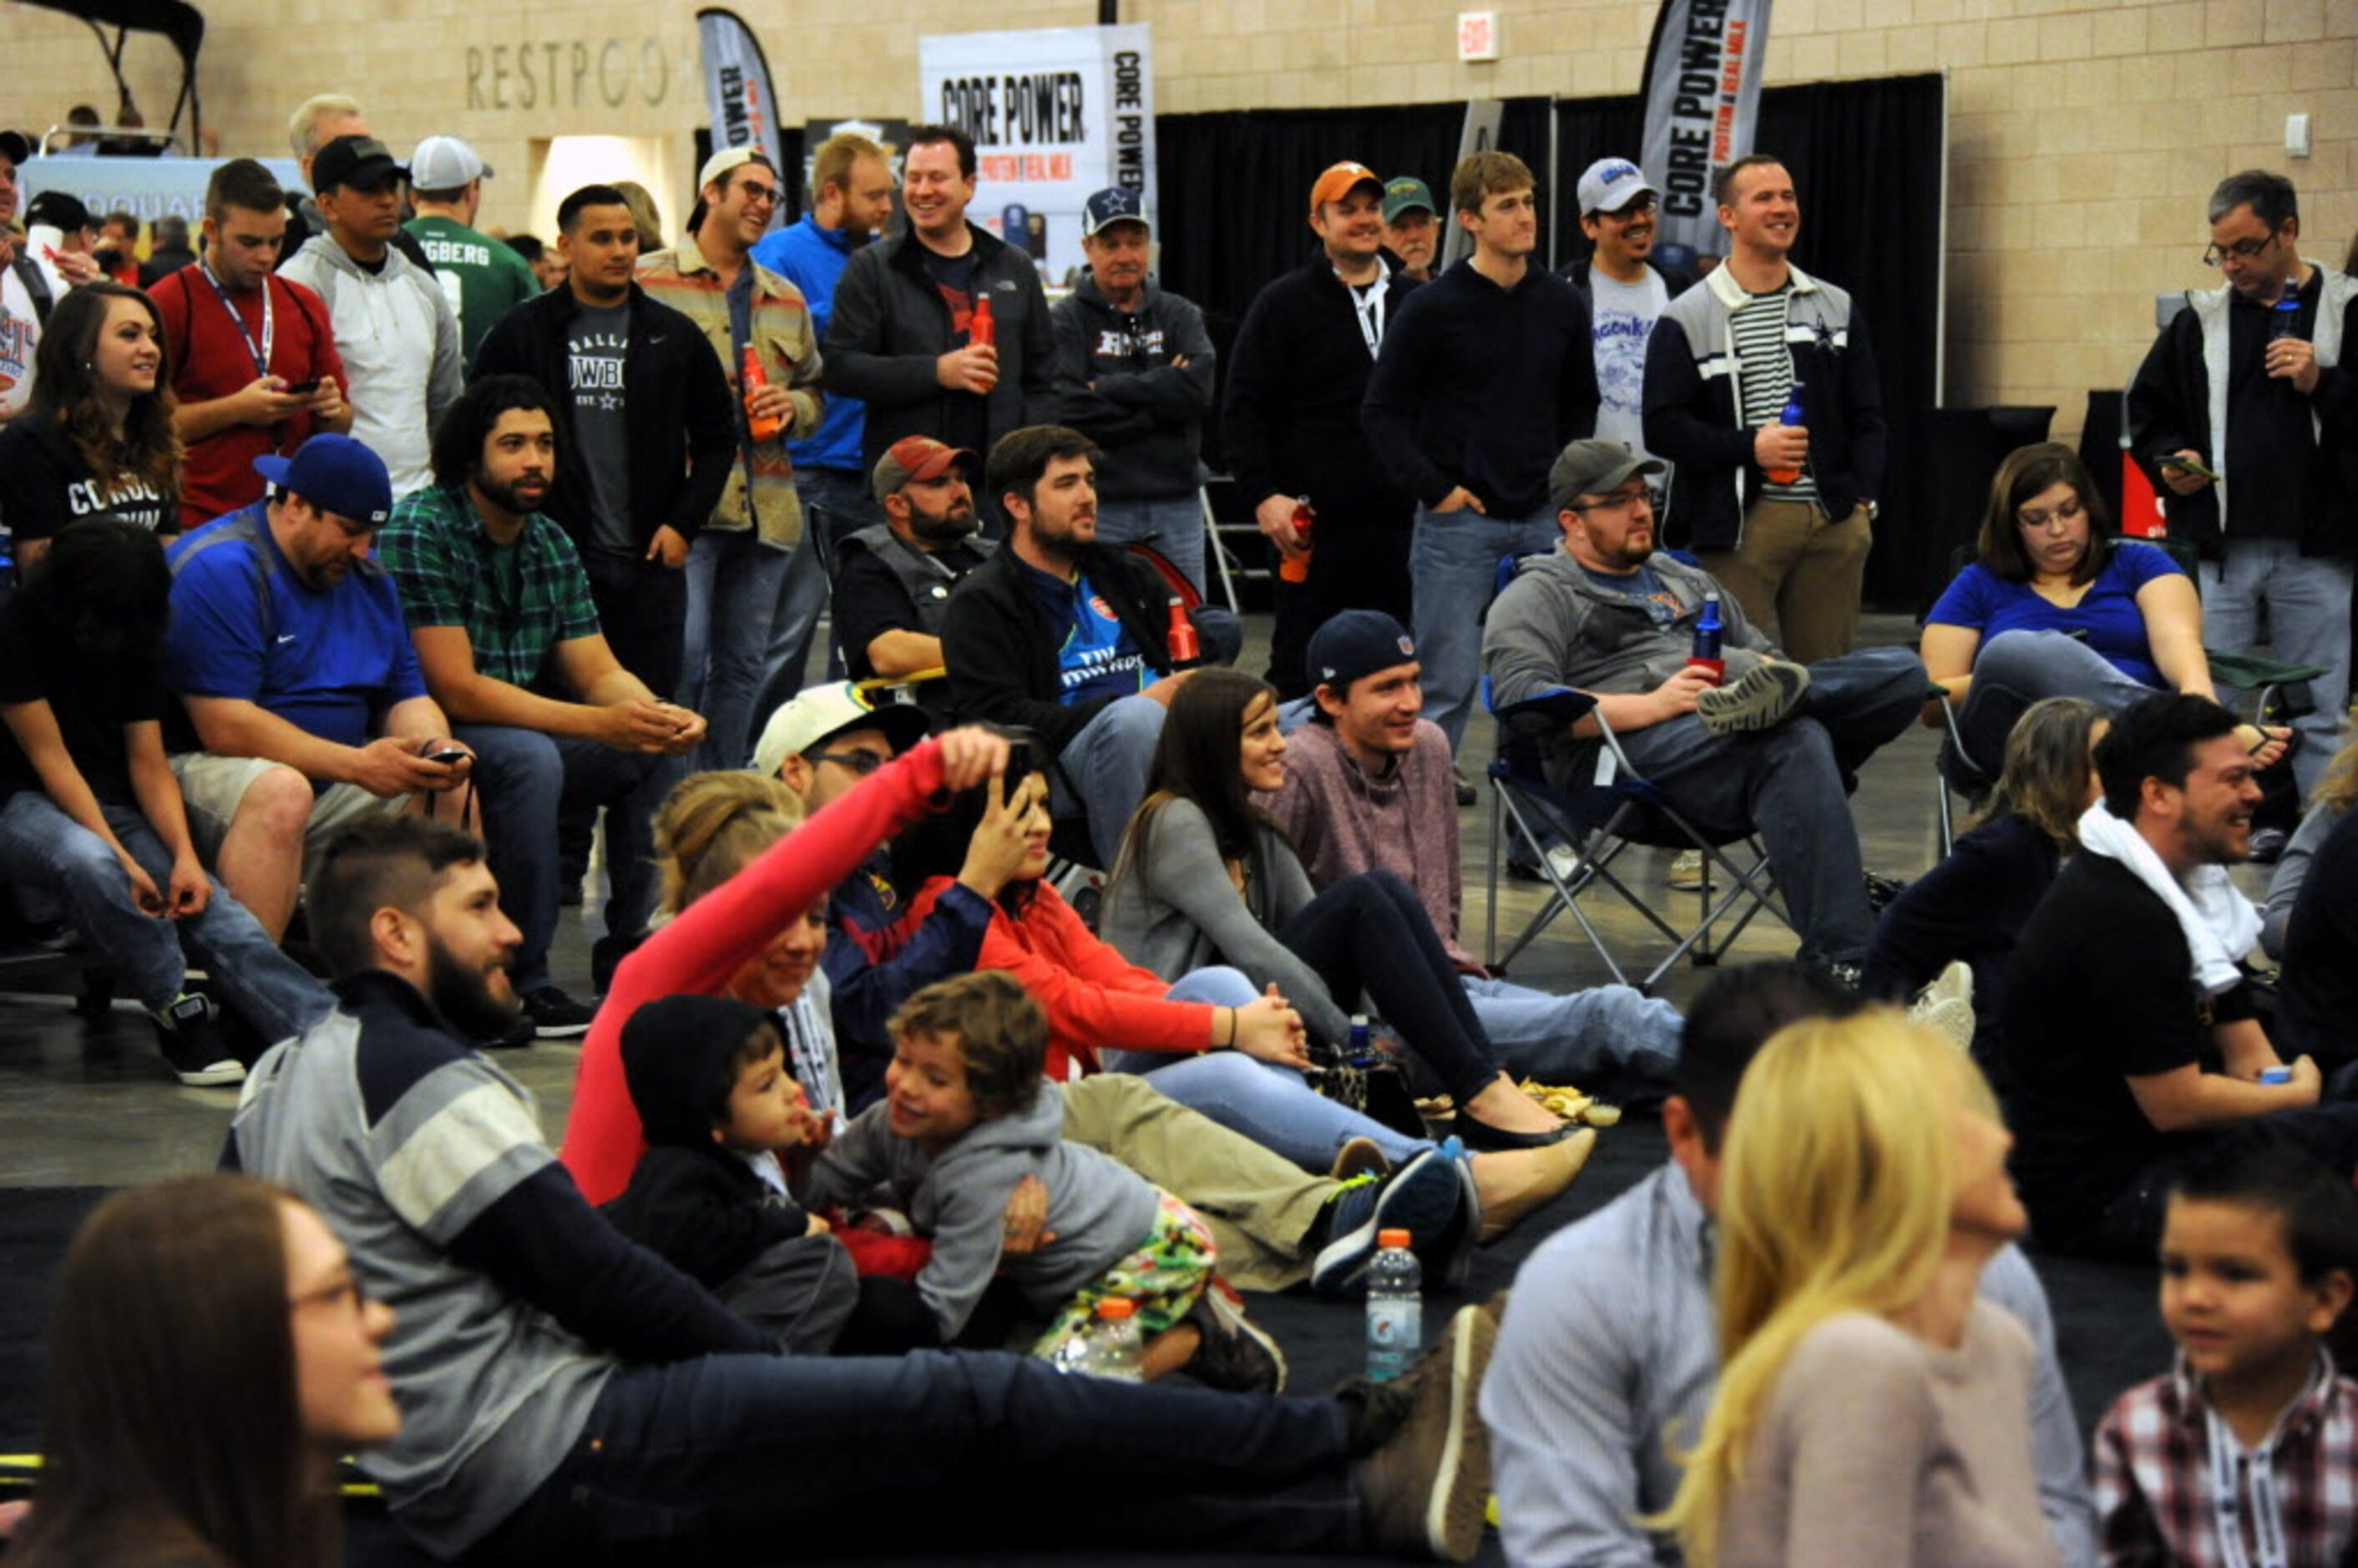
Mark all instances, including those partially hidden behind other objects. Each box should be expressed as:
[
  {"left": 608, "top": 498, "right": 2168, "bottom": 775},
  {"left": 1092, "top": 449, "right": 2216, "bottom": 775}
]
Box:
[{"left": 1222, "top": 160, "right": 1422, "bottom": 701}]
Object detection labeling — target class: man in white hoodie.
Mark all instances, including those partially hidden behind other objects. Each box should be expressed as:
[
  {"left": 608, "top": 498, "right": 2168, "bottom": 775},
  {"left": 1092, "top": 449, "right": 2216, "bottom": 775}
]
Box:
[{"left": 280, "top": 134, "right": 460, "bottom": 495}]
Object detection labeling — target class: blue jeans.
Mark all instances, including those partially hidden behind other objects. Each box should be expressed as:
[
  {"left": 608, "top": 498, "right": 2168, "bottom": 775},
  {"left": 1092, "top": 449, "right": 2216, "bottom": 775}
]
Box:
[
  {"left": 1411, "top": 503, "right": 1563, "bottom": 756},
  {"left": 1101, "top": 966, "right": 1435, "bottom": 1171},
  {"left": 1955, "top": 629, "right": 2158, "bottom": 773},
  {"left": 458, "top": 726, "right": 673, "bottom": 997},
  {"left": 473, "top": 1347, "right": 1359, "bottom": 1564},
  {"left": 2199, "top": 537, "right": 2352, "bottom": 797},
  {"left": 1614, "top": 645, "right": 1925, "bottom": 966},
  {"left": 1048, "top": 694, "right": 1166, "bottom": 868},
  {"left": 679, "top": 527, "right": 792, "bottom": 771},
  {"left": 0, "top": 792, "right": 331, "bottom": 1039},
  {"left": 1097, "top": 493, "right": 1206, "bottom": 597},
  {"left": 749, "top": 468, "right": 878, "bottom": 751},
  {"left": 1463, "top": 974, "right": 1682, "bottom": 1087}
]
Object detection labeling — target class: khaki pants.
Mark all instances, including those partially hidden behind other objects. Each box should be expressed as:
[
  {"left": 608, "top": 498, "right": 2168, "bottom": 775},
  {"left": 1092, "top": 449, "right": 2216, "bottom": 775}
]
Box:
[{"left": 1698, "top": 498, "right": 1873, "bottom": 665}]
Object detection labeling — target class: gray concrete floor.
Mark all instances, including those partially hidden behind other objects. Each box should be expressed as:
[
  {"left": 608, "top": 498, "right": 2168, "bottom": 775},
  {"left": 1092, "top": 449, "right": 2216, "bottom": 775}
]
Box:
[{"left": 0, "top": 609, "right": 2272, "bottom": 1187}]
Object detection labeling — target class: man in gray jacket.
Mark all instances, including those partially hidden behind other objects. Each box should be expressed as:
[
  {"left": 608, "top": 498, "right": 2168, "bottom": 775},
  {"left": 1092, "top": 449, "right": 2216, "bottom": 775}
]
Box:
[
  {"left": 279, "top": 135, "right": 461, "bottom": 497},
  {"left": 1480, "top": 439, "right": 1922, "bottom": 980}
]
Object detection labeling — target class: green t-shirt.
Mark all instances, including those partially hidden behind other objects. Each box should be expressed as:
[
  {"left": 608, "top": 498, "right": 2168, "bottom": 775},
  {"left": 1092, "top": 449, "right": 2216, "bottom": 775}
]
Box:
[{"left": 403, "top": 215, "right": 540, "bottom": 370}]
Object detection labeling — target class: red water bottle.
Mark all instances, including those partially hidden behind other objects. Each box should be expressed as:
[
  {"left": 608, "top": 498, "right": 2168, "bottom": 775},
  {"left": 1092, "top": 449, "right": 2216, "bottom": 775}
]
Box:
[
  {"left": 741, "top": 345, "right": 783, "bottom": 443},
  {"left": 1166, "top": 597, "right": 1202, "bottom": 666},
  {"left": 1278, "top": 498, "right": 1315, "bottom": 584},
  {"left": 969, "top": 291, "right": 996, "bottom": 349}
]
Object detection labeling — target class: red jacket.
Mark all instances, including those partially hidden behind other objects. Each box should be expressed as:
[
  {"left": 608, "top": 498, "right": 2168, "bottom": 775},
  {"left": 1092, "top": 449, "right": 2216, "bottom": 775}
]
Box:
[{"left": 905, "top": 877, "right": 1215, "bottom": 1081}]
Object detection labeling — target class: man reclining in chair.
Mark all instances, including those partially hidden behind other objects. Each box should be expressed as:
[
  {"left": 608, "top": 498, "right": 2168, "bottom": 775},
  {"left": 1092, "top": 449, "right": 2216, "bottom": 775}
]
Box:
[{"left": 1480, "top": 438, "right": 1925, "bottom": 984}]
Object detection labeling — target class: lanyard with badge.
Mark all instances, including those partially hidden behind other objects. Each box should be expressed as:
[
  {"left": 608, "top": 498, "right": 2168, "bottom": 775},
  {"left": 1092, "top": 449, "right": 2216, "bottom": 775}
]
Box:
[
  {"left": 198, "top": 260, "right": 273, "bottom": 380},
  {"left": 1340, "top": 271, "right": 1387, "bottom": 359},
  {"left": 2204, "top": 1404, "right": 2290, "bottom": 1568}
]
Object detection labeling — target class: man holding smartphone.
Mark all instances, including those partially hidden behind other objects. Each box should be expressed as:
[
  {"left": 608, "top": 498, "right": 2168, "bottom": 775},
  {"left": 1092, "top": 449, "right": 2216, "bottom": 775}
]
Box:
[
  {"left": 153, "top": 159, "right": 353, "bottom": 530},
  {"left": 2129, "top": 168, "right": 2358, "bottom": 797}
]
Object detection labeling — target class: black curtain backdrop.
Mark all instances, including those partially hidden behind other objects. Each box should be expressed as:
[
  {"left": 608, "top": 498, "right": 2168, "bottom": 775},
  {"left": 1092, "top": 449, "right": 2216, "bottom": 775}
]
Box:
[{"left": 1155, "top": 74, "right": 1946, "bottom": 608}]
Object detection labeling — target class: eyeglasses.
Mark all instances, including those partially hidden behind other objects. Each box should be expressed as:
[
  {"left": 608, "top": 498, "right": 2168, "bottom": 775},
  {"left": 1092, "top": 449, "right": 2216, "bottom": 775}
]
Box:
[
  {"left": 1599, "top": 197, "right": 1658, "bottom": 220},
  {"left": 2016, "top": 497, "right": 2086, "bottom": 533},
  {"left": 736, "top": 181, "right": 780, "bottom": 208},
  {"left": 809, "top": 750, "right": 887, "bottom": 776},
  {"left": 289, "top": 1273, "right": 369, "bottom": 1317},
  {"left": 1571, "top": 487, "right": 1662, "bottom": 515},
  {"left": 2203, "top": 229, "right": 2284, "bottom": 268}
]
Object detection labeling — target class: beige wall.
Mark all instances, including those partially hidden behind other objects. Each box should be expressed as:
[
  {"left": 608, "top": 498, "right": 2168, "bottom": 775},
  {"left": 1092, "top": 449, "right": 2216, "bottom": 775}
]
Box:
[{"left": 11, "top": 0, "right": 2353, "bottom": 438}]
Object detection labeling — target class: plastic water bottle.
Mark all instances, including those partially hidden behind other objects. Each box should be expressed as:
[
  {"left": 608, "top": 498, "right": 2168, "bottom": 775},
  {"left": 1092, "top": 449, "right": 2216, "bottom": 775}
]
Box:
[
  {"left": 1365, "top": 1229, "right": 1422, "bottom": 1382},
  {"left": 2271, "top": 295, "right": 2305, "bottom": 341},
  {"left": 1055, "top": 1297, "right": 1143, "bottom": 1380},
  {"left": 1688, "top": 591, "right": 1726, "bottom": 685},
  {"left": 1347, "top": 1014, "right": 1377, "bottom": 1070},
  {"left": 1765, "top": 382, "right": 1805, "bottom": 485}
]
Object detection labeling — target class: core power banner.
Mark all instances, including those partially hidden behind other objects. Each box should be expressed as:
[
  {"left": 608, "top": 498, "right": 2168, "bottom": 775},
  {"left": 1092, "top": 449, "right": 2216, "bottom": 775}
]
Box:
[
  {"left": 697, "top": 8, "right": 786, "bottom": 225},
  {"left": 1637, "top": 0, "right": 1774, "bottom": 254},
  {"left": 918, "top": 23, "right": 1155, "bottom": 280}
]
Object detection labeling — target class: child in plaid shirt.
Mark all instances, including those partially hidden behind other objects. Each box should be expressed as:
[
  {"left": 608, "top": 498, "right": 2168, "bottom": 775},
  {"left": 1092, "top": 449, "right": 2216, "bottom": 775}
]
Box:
[{"left": 2093, "top": 1137, "right": 2358, "bottom": 1566}]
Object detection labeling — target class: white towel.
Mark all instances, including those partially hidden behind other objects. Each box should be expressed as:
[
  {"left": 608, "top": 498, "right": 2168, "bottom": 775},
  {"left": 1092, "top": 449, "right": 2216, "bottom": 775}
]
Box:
[{"left": 2076, "top": 802, "right": 2262, "bottom": 997}]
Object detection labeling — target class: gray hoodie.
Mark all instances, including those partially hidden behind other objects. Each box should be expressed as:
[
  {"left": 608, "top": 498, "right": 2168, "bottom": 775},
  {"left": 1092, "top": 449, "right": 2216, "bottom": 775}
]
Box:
[
  {"left": 279, "top": 232, "right": 462, "bottom": 496},
  {"left": 804, "top": 1081, "right": 1160, "bottom": 1340}
]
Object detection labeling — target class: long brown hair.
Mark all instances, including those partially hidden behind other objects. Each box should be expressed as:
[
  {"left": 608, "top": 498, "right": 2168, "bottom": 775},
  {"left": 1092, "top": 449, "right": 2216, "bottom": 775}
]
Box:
[
  {"left": 1116, "top": 667, "right": 1290, "bottom": 896},
  {"left": 26, "top": 281, "right": 182, "bottom": 500},
  {"left": 1973, "top": 441, "right": 2113, "bottom": 586},
  {"left": 8, "top": 1176, "right": 334, "bottom": 1568},
  {"left": 1976, "top": 695, "right": 2105, "bottom": 850}
]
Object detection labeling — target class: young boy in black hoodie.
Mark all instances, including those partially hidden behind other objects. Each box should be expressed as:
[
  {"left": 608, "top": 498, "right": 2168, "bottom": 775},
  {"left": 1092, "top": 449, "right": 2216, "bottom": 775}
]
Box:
[{"left": 604, "top": 994, "right": 861, "bottom": 1353}]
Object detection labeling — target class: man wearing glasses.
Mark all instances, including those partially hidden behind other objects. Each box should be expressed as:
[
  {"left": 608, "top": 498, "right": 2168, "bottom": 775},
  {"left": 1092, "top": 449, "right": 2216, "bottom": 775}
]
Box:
[
  {"left": 1563, "top": 159, "right": 1698, "bottom": 503},
  {"left": 640, "top": 148, "right": 827, "bottom": 771},
  {"left": 2129, "top": 169, "right": 2358, "bottom": 798},
  {"left": 1483, "top": 439, "right": 1924, "bottom": 985}
]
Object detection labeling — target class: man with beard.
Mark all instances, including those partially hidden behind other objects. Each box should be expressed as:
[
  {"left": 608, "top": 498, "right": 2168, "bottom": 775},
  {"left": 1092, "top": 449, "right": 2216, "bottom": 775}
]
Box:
[
  {"left": 164, "top": 433, "right": 473, "bottom": 943},
  {"left": 829, "top": 437, "right": 995, "bottom": 703},
  {"left": 378, "top": 377, "right": 706, "bottom": 1039},
  {"left": 1381, "top": 176, "right": 1440, "bottom": 284},
  {"left": 1562, "top": 159, "right": 1694, "bottom": 496}
]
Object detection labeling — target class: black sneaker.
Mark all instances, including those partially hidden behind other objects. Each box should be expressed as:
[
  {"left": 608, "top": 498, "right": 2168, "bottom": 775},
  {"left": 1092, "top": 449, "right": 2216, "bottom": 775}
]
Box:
[
  {"left": 152, "top": 994, "right": 245, "bottom": 1087},
  {"left": 521, "top": 985, "right": 596, "bottom": 1039},
  {"left": 1184, "top": 1280, "right": 1287, "bottom": 1393},
  {"left": 2249, "top": 827, "right": 2290, "bottom": 865},
  {"left": 1311, "top": 1148, "right": 1466, "bottom": 1294}
]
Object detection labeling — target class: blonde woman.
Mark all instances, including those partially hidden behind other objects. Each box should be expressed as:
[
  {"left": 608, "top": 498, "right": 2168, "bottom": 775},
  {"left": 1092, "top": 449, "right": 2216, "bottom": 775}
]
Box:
[{"left": 1657, "top": 1012, "right": 2057, "bottom": 1568}]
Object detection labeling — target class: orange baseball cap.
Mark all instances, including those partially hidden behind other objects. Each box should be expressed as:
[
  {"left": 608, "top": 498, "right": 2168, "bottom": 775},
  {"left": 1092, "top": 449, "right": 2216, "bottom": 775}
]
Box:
[{"left": 1308, "top": 160, "right": 1383, "bottom": 213}]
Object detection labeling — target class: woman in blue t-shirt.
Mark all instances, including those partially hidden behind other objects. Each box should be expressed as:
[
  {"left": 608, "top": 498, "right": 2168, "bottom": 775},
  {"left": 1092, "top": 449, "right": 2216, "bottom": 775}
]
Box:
[{"left": 1921, "top": 442, "right": 2282, "bottom": 771}]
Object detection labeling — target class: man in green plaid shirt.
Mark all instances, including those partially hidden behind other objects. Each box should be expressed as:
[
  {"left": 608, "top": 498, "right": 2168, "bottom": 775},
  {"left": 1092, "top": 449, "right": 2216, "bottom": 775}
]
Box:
[{"left": 381, "top": 376, "right": 708, "bottom": 1038}]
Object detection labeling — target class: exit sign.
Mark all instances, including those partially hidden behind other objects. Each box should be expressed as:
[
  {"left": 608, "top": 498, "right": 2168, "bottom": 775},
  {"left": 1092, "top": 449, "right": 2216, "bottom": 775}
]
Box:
[{"left": 1458, "top": 11, "right": 1500, "bottom": 61}]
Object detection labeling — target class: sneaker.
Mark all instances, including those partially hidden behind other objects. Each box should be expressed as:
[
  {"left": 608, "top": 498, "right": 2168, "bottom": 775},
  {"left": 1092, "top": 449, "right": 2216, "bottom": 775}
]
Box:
[
  {"left": 1311, "top": 1148, "right": 1467, "bottom": 1294},
  {"left": 1359, "top": 1303, "right": 1496, "bottom": 1562},
  {"left": 152, "top": 994, "right": 245, "bottom": 1088},
  {"left": 1329, "top": 1136, "right": 1392, "bottom": 1182},
  {"left": 1452, "top": 764, "right": 1477, "bottom": 808},
  {"left": 1184, "top": 1279, "right": 1287, "bottom": 1393},
  {"left": 1505, "top": 842, "right": 1581, "bottom": 885},
  {"left": 2249, "top": 826, "right": 2290, "bottom": 865},
  {"left": 1694, "top": 660, "right": 1810, "bottom": 736},
  {"left": 521, "top": 985, "right": 596, "bottom": 1039},
  {"left": 1667, "top": 847, "right": 1704, "bottom": 891},
  {"left": 483, "top": 1010, "right": 537, "bottom": 1050},
  {"left": 1864, "top": 870, "right": 1910, "bottom": 913}
]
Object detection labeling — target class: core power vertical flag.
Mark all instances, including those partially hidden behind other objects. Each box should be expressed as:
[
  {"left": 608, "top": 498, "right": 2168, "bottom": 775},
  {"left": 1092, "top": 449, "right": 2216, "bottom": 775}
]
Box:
[
  {"left": 697, "top": 8, "right": 785, "bottom": 223},
  {"left": 1637, "top": 0, "right": 1774, "bottom": 253}
]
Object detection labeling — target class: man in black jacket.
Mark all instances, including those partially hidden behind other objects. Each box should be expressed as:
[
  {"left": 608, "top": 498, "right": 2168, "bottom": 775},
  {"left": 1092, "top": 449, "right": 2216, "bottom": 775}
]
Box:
[
  {"left": 1224, "top": 159, "right": 1420, "bottom": 703},
  {"left": 824, "top": 124, "right": 1053, "bottom": 497},
  {"left": 941, "top": 425, "right": 1192, "bottom": 866},
  {"left": 473, "top": 183, "right": 736, "bottom": 699}
]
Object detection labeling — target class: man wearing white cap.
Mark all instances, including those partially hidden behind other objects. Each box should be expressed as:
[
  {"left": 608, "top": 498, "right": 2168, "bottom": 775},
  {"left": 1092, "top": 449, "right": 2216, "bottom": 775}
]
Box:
[
  {"left": 405, "top": 134, "right": 540, "bottom": 369},
  {"left": 1565, "top": 158, "right": 1696, "bottom": 494}
]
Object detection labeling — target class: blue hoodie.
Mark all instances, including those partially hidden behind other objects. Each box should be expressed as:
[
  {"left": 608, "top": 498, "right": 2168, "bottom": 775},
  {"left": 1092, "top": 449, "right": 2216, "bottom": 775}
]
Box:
[{"left": 752, "top": 213, "right": 867, "bottom": 473}]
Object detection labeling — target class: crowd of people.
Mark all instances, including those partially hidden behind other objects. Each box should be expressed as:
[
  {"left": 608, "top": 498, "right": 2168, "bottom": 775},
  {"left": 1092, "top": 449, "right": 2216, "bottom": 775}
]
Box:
[{"left": 4, "top": 90, "right": 2358, "bottom": 1568}]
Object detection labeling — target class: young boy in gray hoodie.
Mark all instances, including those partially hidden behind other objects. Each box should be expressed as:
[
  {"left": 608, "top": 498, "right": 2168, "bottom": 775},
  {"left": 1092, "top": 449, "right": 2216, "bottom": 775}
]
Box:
[{"left": 806, "top": 970, "right": 1285, "bottom": 1390}]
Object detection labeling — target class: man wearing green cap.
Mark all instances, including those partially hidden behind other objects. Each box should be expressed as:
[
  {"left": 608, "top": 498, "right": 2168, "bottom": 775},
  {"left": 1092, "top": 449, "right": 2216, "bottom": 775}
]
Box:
[{"left": 1383, "top": 176, "right": 1440, "bottom": 285}]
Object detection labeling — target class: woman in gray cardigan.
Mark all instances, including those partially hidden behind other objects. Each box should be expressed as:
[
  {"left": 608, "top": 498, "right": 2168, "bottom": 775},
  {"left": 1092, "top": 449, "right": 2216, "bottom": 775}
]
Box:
[{"left": 1100, "top": 670, "right": 1579, "bottom": 1153}]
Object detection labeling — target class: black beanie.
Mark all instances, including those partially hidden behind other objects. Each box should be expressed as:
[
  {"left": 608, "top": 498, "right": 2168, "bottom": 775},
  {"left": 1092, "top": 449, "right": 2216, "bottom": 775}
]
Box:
[{"left": 620, "top": 994, "right": 787, "bottom": 1147}]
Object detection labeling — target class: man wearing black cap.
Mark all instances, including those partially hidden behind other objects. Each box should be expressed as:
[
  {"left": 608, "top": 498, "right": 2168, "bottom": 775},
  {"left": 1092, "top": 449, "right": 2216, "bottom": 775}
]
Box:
[
  {"left": 1482, "top": 438, "right": 1922, "bottom": 984},
  {"left": 1049, "top": 186, "right": 1216, "bottom": 594},
  {"left": 831, "top": 434, "right": 996, "bottom": 689},
  {"left": 281, "top": 134, "right": 462, "bottom": 496}
]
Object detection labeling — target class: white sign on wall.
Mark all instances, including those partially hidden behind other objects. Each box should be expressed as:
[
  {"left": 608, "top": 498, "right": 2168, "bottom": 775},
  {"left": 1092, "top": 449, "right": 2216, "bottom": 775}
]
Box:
[{"left": 918, "top": 23, "right": 1155, "bottom": 281}]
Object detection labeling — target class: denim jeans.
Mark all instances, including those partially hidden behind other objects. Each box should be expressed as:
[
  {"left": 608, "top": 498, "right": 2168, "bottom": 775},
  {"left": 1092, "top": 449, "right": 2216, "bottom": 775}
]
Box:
[
  {"left": 1613, "top": 645, "right": 1925, "bottom": 966},
  {"left": 678, "top": 527, "right": 792, "bottom": 771},
  {"left": 1463, "top": 974, "right": 1682, "bottom": 1088},
  {"left": 1097, "top": 493, "right": 1207, "bottom": 597},
  {"left": 2199, "top": 537, "right": 2353, "bottom": 797},
  {"left": 457, "top": 726, "right": 673, "bottom": 997},
  {"left": 1047, "top": 693, "right": 1167, "bottom": 868},
  {"left": 749, "top": 468, "right": 878, "bottom": 751},
  {"left": 1954, "top": 629, "right": 2159, "bottom": 773},
  {"left": 472, "top": 1346, "right": 1359, "bottom": 1564},
  {"left": 1410, "top": 503, "right": 1563, "bottom": 756},
  {"left": 0, "top": 792, "right": 332, "bottom": 1039},
  {"left": 1100, "top": 966, "right": 1435, "bottom": 1171}
]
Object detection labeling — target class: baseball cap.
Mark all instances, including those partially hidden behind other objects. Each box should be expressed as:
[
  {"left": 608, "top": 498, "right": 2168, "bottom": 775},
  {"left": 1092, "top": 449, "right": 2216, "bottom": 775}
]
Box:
[
  {"left": 253, "top": 433, "right": 393, "bottom": 529},
  {"left": 871, "top": 435, "right": 976, "bottom": 504},
  {"left": 697, "top": 145, "right": 771, "bottom": 191},
  {"left": 751, "top": 680, "right": 933, "bottom": 780},
  {"left": 1576, "top": 157, "right": 1657, "bottom": 216},
  {"left": 1382, "top": 176, "right": 1436, "bottom": 223},
  {"left": 1308, "top": 161, "right": 1383, "bottom": 213},
  {"left": 311, "top": 134, "right": 406, "bottom": 195},
  {"left": 1548, "top": 439, "right": 1665, "bottom": 511},
  {"left": 0, "top": 130, "right": 30, "bottom": 167},
  {"left": 1308, "top": 609, "right": 1419, "bottom": 694},
  {"left": 25, "top": 190, "right": 91, "bottom": 234},
  {"left": 408, "top": 134, "right": 493, "bottom": 190},
  {"left": 1081, "top": 186, "right": 1150, "bottom": 238}
]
